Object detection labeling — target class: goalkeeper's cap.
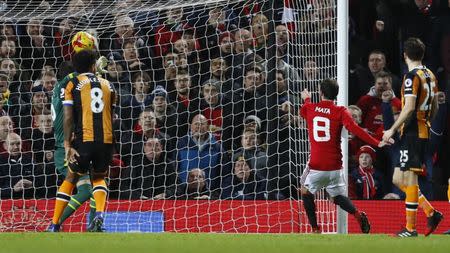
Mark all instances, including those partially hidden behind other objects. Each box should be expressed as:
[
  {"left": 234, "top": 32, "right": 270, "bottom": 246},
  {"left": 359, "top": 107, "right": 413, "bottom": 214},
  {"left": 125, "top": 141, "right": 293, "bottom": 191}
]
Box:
[
  {"left": 244, "top": 115, "right": 261, "bottom": 132},
  {"left": 151, "top": 85, "right": 168, "bottom": 100}
]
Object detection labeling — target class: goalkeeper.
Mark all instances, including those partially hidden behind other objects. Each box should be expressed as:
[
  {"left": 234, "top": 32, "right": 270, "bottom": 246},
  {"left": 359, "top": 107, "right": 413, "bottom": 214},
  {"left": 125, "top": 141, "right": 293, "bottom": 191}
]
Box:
[{"left": 48, "top": 31, "right": 108, "bottom": 232}]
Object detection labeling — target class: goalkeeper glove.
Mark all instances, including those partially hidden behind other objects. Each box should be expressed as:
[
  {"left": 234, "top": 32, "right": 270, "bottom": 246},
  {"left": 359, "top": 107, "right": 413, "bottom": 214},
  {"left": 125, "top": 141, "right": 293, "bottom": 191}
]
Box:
[{"left": 96, "top": 56, "right": 109, "bottom": 75}]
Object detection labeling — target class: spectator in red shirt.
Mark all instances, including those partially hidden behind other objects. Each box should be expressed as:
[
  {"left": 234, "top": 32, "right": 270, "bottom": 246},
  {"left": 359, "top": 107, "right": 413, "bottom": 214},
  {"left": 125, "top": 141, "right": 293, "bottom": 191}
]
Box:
[
  {"left": 54, "top": 18, "right": 75, "bottom": 61},
  {"left": 153, "top": 8, "right": 190, "bottom": 57},
  {"left": 356, "top": 71, "right": 401, "bottom": 139}
]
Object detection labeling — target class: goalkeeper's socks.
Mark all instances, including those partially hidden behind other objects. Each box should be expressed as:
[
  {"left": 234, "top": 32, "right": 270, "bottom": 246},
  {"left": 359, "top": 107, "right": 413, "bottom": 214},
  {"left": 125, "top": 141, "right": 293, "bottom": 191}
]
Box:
[
  {"left": 418, "top": 192, "right": 434, "bottom": 217},
  {"left": 52, "top": 180, "right": 75, "bottom": 224},
  {"left": 405, "top": 185, "right": 419, "bottom": 232},
  {"left": 60, "top": 183, "right": 93, "bottom": 224},
  {"left": 92, "top": 179, "right": 108, "bottom": 213}
]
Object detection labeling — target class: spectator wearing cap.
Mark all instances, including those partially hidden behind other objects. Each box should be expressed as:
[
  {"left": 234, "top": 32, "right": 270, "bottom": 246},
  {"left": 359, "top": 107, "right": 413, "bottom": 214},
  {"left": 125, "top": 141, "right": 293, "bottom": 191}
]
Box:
[
  {"left": 222, "top": 155, "right": 267, "bottom": 200},
  {"left": 150, "top": 85, "right": 178, "bottom": 139},
  {"left": 349, "top": 145, "right": 384, "bottom": 200},
  {"left": 120, "top": 71, "right": 153, "bottom": 130},
  {"left": 18, "top": 18, "right": 61, "bottom": 80},
  {"left": 169, "top": 69, "right": 201, "bottom": 138},
  {"left": 106, "top": 51, "right": 131, "bottom": 111},
  {"left": 243, "top": 115, "right": 262, "bottom": 133},
  {"left": 200, "top": 78, "right": 234, "bottom": 151}
]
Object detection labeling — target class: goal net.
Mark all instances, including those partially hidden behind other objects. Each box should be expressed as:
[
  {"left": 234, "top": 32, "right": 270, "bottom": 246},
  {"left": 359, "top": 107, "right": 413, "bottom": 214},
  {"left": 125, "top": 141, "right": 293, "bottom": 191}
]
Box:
[{"left": 0, "top": 0, "right": 338, "bottom": 233}]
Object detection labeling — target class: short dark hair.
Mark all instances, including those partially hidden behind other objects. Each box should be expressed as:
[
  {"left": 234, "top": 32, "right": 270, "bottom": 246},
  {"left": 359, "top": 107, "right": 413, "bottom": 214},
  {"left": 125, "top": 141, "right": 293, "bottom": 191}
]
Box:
[
  {"left": 276, "top": 69, "right": 286, "bottom": 79},
  {"left": 132, "top": 71, "right": 151, "bottom": 83},
  {"left": 57, "top": 61, "right": 75, "bottom": 80},
  {"left": 320, "top": 79, "right": 339, "bottom": 100},
  {"left": 404, "top": 37, "right": 425, "bottom": 61},
  {"left": 374, "top": 70, "right": 392, "bottom": 82},
  {"left": 368, "top": 50, "right": 385, "bottom": 58},
  {"left": 176, "top": 68, "right": 189, "bottom": 76},
  {"left": 72, "top": 50, "right": 97, "bottom": 73}
]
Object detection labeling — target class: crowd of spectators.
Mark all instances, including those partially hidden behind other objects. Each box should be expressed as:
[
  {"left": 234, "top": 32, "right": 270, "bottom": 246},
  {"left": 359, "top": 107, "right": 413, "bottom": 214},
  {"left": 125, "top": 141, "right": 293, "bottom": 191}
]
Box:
[{"left": 0, "top": 0, "right": 449, "bottom": 201}]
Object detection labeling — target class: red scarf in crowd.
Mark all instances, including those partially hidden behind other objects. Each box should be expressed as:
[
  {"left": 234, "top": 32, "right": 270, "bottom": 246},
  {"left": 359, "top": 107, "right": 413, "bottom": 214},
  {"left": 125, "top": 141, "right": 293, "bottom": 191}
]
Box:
[{"left": 357, "top": 165, "right": 376, "bottom": 199}]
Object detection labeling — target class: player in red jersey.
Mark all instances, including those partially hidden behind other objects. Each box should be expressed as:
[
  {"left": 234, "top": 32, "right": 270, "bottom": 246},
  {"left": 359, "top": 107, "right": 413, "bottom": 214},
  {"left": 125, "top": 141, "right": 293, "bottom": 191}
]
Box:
[{"left": 299, "top": 79, "right": 391, "bottom": 234}]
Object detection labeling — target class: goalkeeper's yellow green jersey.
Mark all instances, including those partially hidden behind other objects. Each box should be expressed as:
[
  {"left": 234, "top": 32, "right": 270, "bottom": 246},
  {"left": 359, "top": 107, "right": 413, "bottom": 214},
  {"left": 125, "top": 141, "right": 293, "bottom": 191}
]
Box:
[{"left": 51, "top": 72, "right": 78, "bottom": 148}]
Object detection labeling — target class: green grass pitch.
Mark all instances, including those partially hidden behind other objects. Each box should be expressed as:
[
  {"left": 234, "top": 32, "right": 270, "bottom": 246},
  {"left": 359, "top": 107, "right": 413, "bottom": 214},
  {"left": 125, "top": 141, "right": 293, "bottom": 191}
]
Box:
[{"left": 0, "top": 233, "right": 449, "bottom": 253}]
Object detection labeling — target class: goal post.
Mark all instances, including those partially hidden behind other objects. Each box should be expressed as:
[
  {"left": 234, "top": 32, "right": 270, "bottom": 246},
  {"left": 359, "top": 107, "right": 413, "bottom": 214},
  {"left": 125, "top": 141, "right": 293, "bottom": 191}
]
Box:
[{"left": 337, "top": 0, "right": 349, "bottom": 234}]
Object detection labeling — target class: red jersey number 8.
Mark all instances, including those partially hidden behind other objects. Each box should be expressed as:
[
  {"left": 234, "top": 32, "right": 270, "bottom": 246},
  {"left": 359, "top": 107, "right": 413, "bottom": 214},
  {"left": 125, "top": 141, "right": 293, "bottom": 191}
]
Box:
[{"left": 313, "top": 116, "right": 330, "bottom": 142}]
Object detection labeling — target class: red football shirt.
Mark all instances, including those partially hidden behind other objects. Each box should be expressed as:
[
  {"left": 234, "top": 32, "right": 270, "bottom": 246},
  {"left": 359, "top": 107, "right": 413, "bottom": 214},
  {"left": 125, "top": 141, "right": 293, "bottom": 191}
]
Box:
[
  {"left": 300, "top": 98, "right": 380, "bottom": 171},
  {"left": 356, "top": 95, "right": 401, "bottom": 139}
]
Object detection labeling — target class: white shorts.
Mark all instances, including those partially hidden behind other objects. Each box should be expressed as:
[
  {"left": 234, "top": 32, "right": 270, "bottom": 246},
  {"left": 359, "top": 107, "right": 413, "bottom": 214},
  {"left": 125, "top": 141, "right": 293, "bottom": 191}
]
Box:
[{"left": 300, "top": 167, "right": 346, "bottom": 197}]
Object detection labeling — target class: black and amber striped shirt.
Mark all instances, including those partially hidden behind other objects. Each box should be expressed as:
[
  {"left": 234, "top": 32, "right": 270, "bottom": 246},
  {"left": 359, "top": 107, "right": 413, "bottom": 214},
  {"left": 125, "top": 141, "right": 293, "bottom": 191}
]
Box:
[
  {"left": 401, "top": 66, "right": 438, "bottom": 139},
  {"left": 62, "top": 73, "right": 115, "bottom": 144}
]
